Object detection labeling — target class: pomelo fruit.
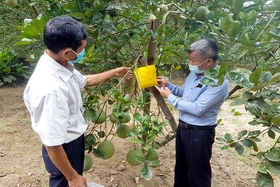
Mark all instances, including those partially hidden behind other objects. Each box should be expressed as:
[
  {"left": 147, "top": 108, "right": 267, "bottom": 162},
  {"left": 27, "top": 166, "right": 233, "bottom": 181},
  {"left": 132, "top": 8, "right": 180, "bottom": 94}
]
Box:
[
  {"left": 83, "top": 155, "right": 93, "bottom": 171},
  {"left": 194, "top": 6, "right": 209, "bottom": 21},
  {"left": 126, "top": 149, "right": 144, "bottom": 166},
  {"left": 5, "top": 0, "right": 17, "bottom": 7},
  {"left": 121, "top": 114, "right": 131, "bottom": 123},
  {"left": 109, "top": 113, "right": 118, "bottom": 123},
  {"left": 116, "top": 125, "right": 131, "bottom": 138},
  {"left": 97, "top": 140, "right": 115, "bottom": 159},
  {"left": 92, "top": 109, "right": 106, "bottom": 124}
]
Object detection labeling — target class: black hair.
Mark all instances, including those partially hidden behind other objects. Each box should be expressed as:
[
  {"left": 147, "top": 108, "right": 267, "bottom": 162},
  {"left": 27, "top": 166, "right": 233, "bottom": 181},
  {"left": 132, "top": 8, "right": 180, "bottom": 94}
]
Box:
[
  {"left": 187, "top": 39, "right": 219, "bottom": 62},
  {"left": 43, "top": 15, "right": 87, "bottom": 54}
]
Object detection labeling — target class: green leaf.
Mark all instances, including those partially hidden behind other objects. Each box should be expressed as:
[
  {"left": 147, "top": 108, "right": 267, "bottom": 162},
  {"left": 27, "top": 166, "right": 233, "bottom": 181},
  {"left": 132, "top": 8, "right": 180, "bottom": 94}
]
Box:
[
  {"left": 83, "top": 109, "right": 95, "bottom": 121},
  {"left": 249, "top": 67, "right": 262, "bottom": 85},
  {"left": 267, "top": 130, "right": 275, "bottom": 139},
  {"left": 235, "top": 143, "right": 244, "bottom": 155},
  {"left": 218, "top": 63, "right": 228, "bottom": 84},
  {"left": 265, "top": 159, "right": 280, "bottom": 177},
  {"left": 239, "top": 33, "right": 252, "bottom": 46},
  {"left": 93, "top": 148, "right": 105, "bottom": 158},
  {"left": 148, "top": 160, "right": 161, "bottom": 167},
  {"left": 227, "top": 21, "right": 242, "bottom": 39},
  {"left": 85, "top": 134, "right": 96, "bottom": 145},
  {"left": 248, "top": 130, "right": 261, "bottom": 137},
  {"left": 242, "top": 139, "right": 253, "bottom": 147},
  {"left": 229, "top": 99, "right": 247, "bottom": 106},
  {"left": 220, "top": 16, "right": 234, "bottom": 33},
  {"left": 141, "top": 166, "right": 153, "bottom": 180},
  {"left": 205, "top": 67, "right": 219, "bottom": 79},
  {"left": 216, "top": 137, "right": 226, "bottom": 143},
  {"left": 270, "top": 28, "right": 280, "bottom": 40},
  {"left": 233, "top": 0, "right": 246, "bottom": 9},
  {"left": 247, "top": 10, "right": 257, "bottom": 25},
  {"left": 245, "top": 103, "right": 261, "bottom": 116},
  {"left": 219, "top": 16, "right": 242, "bottom": 39},
  {"left": 228, "top": 72, "right": 252, "bottom": 89},
  {"left": 15, "top": 39, "right": 36, "bottom": 46},
  {"left": 249, "top": 118, "right": 269, "bottom": 126},
  {"left": 85, "top": 8, "right": 94, "bottom": 17},
  {"left": 256, "top": 162, "right": 268, "bottom": 174},
  {"left": 252, "top": 141, "right": 259, "bottom": 152},
  {"left": 237, "top": 130, "right": 248, "bottom": 140},
  {"left": 256, "top": 172, "right": 273, "bottom": 187},
  {"left": 224, "top": 133, "right": 233, "bottom": 142},
  {"left": 266, "top": 75, "right": 280, "bottom": 85},
  {"left": 134, "top": 156, "right": 146, "bottom": 164},
  {"left": 200, "top": 77, "right": 219, "bottom": 87},
  {"left": 221, "top": 145, "right": 230, "bottom": 150},
  {"left": 265, "top": 149, "right": 280, "bottom": 162},
  {"left": 130, "top": 139, "right": 145, "bottom": 144},
  {"left": 19, "top": 24, "right": 41, "bottom": 39},
  {"left": 234, "top": 111, "right": 242, "bottom": 116},
  {"left": 229, "top": 43, "right": 241, "bottom": 53}
]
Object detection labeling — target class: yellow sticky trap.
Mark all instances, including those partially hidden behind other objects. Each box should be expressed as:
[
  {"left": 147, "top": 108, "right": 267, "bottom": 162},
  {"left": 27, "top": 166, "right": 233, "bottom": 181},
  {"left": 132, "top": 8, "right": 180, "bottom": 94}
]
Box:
[{"left": 134, "top": 65, "right": 157, "bottom": 89}]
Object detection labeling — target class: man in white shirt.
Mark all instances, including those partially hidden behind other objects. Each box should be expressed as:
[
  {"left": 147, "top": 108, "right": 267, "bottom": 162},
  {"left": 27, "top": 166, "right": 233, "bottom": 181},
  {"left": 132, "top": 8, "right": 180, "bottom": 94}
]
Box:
[{"left": 23, "top": 15, "right": 132, "bottom": 187}]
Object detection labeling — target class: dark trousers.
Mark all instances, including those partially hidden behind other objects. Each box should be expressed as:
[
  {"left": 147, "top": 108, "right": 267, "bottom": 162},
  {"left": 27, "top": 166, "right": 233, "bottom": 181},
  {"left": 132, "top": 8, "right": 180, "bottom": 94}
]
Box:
[
  {"left": 42, "top": 135, "right": 85, "bottom": 187},
  {"left": 174, "top": 122, "right": 215, "bottom": 187}
]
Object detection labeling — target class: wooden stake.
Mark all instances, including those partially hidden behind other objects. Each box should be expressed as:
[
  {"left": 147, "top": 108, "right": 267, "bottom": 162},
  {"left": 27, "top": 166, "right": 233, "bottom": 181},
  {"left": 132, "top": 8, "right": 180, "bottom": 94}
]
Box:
[{"left": 147, "top": 19, "right": 177, "bottom": 132}]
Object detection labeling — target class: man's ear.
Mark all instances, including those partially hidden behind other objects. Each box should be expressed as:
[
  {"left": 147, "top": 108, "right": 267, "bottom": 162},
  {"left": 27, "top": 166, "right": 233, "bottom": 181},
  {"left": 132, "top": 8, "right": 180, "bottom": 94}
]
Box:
[
  {"left": 208, "top": 58, "right": 215, "bottom": 66},
  {"left": 61, "top": 48, "right": 73, "bottom": 59},
  {"left": 62, "top": 48, "right": 70, "bottom": 56}
]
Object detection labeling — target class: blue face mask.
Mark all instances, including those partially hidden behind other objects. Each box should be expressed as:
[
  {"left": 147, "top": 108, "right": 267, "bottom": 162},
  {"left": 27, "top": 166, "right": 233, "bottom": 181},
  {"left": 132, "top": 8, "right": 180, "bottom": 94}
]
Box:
[
  {"left": 69, "top": 49, "right": 85, "bottom": 64},
  {"left": 188, "top": 59, "right": 208, "bottom": 74}
]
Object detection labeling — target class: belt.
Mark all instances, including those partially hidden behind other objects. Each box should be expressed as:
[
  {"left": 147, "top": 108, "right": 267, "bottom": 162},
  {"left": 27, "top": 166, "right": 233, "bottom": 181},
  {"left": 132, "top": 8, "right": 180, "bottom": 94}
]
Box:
[{"left": 179, "top": 120, "right": 216, "bottom": 130}]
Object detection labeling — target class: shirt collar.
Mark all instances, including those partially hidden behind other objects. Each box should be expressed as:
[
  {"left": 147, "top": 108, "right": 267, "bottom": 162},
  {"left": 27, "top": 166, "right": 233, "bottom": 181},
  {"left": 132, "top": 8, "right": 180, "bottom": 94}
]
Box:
[{"left": 43, "top": 51, "right": 74, "bottom": 83}]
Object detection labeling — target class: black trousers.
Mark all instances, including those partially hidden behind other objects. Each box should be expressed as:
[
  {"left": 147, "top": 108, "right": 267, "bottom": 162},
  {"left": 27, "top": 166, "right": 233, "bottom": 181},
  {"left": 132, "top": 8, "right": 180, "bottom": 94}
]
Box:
[
  {"left": 174, "top": 122, "right": 215, "bottom": 187},
  {"left": 42, "top": 135, "right": 85, "bottom": 187}
]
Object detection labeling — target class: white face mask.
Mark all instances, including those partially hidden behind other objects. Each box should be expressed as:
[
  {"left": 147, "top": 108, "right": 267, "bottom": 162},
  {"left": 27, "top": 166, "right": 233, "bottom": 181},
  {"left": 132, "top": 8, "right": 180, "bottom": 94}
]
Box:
[{"left": 188, "top": 59, "right": 208, "bottom": 74}]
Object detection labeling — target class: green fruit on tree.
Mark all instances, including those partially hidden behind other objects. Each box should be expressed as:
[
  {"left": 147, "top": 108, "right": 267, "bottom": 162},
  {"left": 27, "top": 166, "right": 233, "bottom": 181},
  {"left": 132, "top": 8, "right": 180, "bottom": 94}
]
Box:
[
  {"left": 116, "top": 125, "right": 131, "bottom": 138},
  {"left": 5, "top": 0, "right": 17, "bottom": 7},
  {"left": 121, "top": 114, "right": 131, "bottom": 123},
  {"left": 109, "top": 113, "right": 117, "bottom": 123},
  {"left": 149, "top": 149, "right": 159, "bottom": 161},
  {"left": 97, "top": 140, "right": 115, "bottom": 159},
  {"left": 83, "top": 155, "right": 93, "bottom": 171},
  {"left": 92, "top": 109, "right": 106, "bottom": 124},
  {"left": 126, "top": 149, "right": 144, "bottom": 166},
  {"left": 194, "top": 6, "right": 209, "bottom": 21}
]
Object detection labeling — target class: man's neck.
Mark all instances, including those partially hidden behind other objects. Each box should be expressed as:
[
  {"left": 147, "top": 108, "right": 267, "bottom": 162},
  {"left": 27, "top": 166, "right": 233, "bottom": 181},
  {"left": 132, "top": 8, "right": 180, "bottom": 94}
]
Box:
[{"left": 46, "top": 49, "right": 68, "bottom": 67}]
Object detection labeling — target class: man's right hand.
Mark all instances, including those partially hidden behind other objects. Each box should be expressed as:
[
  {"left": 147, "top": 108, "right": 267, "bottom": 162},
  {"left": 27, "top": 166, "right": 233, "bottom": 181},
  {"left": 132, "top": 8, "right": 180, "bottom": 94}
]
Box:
[
  {"left": 157, "top": 76, "right": 168, "bottom": 87},
  {"left": 68, "top": 175, "right": 88, "bottom": 187}
]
